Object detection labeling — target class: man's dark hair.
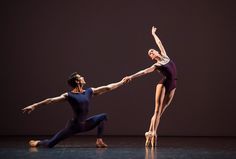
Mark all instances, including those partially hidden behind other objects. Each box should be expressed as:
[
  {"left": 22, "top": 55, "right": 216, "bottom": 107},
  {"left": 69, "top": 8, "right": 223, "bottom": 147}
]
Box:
[{"left": 67, "top": 72, "right": 79, "bottom": 88}]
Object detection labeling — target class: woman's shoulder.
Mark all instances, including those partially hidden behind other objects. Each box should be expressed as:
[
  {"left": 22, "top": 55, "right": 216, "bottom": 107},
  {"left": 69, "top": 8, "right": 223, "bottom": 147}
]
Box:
[{"left": 157, "top": 56, "right": 170, "bottom": 66}]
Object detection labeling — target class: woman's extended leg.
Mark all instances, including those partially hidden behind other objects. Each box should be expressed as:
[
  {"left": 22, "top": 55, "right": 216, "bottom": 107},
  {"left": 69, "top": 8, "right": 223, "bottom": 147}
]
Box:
[{"left": 160, "top": 89, "right": 176, "bottom": 117}]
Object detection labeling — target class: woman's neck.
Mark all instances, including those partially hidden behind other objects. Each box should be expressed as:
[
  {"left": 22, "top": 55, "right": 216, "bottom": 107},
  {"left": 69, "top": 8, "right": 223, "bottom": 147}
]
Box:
[{"left": 154, "top": 56, "right": 162, "bottom": 62}]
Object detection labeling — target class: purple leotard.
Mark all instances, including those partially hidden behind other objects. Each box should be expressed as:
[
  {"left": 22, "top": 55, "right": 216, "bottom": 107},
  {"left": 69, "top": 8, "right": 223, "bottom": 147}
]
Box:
[{"left": 154, "top": 60, "right": 177, "bottom": 93}]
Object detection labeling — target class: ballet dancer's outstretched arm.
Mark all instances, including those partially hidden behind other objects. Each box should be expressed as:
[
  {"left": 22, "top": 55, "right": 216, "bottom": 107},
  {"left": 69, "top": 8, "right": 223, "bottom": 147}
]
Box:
[
  {"left": 22, "top": 93, "right": 67, "bottom": 114},
  {"left": 151, "top": 26, "right": 168, "bottom": 57},
  {"left": 123, "top": 65, "right": 156, "bottom": 83},
  {"left": 92, "top": 79, "right": 125, "bottom": 96}
]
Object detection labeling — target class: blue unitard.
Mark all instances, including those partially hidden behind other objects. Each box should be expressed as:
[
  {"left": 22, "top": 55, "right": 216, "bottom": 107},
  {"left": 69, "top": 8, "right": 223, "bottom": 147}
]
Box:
[{"left": 39, "top": 88, "right": 107, "bottom": 148}]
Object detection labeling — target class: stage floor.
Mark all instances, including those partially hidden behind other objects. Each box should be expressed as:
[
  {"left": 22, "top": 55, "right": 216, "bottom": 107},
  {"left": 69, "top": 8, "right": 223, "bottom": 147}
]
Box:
[{"left": 0, "top": 136, "right": 235, "bottom": 159}]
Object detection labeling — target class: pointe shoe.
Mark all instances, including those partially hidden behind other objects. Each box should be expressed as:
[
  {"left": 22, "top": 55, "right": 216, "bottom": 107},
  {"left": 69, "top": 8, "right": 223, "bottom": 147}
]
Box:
[
  {"left": 145, "top": 136, "right": 150, "bottom": 147},
  {"left": 150, "top": 133, "right": 157, "bottom": 147},
  {"left": 29, "top": 140, "right": 40, "bottom": 147},
  {"left": 145, "top": 132, "right": 152, "bottom": 147},
  {"left": 96, "top": 141, "right": 108, "bottom": 148},
  {"left": 151, "top": 136, "right": 156, "bottom": 147}
]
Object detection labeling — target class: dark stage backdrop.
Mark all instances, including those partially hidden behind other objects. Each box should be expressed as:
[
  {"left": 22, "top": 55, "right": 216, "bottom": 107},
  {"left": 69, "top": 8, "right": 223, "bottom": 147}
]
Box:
[{"left": 1, "top": 0, "right": 235, "bottom": 136}]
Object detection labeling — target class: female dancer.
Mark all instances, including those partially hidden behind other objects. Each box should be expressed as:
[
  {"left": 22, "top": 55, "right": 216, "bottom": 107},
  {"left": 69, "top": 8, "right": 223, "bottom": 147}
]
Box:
[
  {"left": 22, "top": 72, "right": 125, "bottom": 148},
  {"left": 124, "top": 26, "right": 177, "bottom": 147}
]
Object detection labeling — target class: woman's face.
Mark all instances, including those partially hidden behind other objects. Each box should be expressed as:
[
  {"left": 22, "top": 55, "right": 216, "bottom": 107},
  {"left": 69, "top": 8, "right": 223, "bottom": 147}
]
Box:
[{"left": 148, "top": 49, "right": 159, "bottom": 60}]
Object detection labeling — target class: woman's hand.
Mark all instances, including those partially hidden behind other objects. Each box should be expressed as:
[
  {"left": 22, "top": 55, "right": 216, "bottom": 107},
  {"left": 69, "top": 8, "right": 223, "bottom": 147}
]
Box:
[
  {"left": 152, "top": 26, "right": 157, "bottom": 36},
  {"left": 22, "top": 104, "right": 37, "bottom": 114}
]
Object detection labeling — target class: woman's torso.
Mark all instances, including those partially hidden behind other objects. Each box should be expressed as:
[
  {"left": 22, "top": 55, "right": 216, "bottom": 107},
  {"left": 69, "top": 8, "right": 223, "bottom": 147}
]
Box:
[{"left": 154, "top": 57, "right": 177, "bottom": 80}]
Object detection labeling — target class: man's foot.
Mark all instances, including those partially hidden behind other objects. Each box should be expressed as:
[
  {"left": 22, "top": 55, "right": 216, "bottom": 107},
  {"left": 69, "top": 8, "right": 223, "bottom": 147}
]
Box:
[
  {"left": 96, "top": 139, "right": 108, "bottom": 148},
  {"left": 29, "top": 140, "right": 40, "bottom": 147}
]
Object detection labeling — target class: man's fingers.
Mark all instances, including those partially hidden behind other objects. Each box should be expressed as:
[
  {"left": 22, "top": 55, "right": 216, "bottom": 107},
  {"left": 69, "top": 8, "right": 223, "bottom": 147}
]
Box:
[{"left": 22, "top": 109, "right": 27, "bottom": 113}]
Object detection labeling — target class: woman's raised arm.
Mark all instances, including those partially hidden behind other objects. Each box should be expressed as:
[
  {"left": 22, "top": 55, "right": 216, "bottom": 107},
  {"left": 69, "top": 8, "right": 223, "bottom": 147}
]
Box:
[{"left": 151, "top": 26, "right": 168, "bottom": 57}]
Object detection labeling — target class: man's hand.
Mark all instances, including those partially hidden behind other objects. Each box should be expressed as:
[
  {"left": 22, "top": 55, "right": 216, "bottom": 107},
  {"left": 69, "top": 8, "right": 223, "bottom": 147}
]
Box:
[{"left": 22, "top": 104, "right": 36, "bottom": 114}]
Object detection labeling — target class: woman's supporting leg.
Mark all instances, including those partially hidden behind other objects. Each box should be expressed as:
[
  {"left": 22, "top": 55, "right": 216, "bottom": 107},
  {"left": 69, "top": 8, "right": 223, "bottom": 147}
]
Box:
[
  {"left": 152, "top": 84, "right": 166, "bottom": 132},
  {"left": 146, "top": 84, "right": 166, "bottom": 147},
  {"left": 147, "top": 89, "right": 176, "bottom": 147}
]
